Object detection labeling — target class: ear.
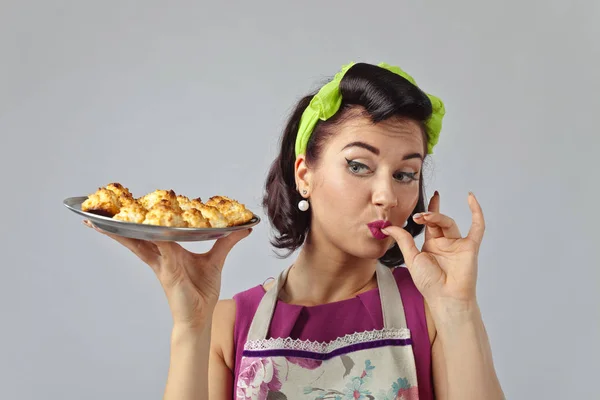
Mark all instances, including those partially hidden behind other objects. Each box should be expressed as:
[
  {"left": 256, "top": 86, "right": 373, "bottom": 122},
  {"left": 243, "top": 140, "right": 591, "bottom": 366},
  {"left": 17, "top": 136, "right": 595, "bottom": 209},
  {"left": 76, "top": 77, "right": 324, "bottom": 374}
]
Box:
[{"left": 294, "top": 154, "right": 311, "bottom": 196}]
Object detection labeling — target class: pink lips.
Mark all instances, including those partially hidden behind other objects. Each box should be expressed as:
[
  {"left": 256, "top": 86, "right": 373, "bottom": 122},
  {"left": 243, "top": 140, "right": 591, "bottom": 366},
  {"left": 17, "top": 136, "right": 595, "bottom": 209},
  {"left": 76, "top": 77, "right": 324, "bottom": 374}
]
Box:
[{"left": 367, "top": 220, "right": 392, "bottom": 240}]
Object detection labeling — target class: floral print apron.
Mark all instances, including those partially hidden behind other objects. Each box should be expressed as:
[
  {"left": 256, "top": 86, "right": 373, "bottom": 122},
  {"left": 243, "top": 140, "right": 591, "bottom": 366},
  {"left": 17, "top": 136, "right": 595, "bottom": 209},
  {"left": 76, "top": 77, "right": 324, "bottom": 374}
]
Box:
[{"left": 235, "top": 263, "right": 420, "bottom": 400}]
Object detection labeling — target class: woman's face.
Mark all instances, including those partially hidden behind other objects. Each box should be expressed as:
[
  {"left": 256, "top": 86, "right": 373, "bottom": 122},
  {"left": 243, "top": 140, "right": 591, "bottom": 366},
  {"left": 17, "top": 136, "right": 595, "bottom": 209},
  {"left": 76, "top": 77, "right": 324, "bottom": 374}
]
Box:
[{"left": 298, "top": 115, "right": 425, "bottom": 260}]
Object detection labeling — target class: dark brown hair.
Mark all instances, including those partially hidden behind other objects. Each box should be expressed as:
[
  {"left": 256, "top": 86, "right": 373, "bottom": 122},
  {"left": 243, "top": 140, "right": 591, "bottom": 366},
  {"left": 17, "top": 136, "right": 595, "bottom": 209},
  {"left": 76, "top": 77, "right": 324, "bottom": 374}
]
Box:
[{"left": 262, "top": 63, "right": 434, "bottom": 267}]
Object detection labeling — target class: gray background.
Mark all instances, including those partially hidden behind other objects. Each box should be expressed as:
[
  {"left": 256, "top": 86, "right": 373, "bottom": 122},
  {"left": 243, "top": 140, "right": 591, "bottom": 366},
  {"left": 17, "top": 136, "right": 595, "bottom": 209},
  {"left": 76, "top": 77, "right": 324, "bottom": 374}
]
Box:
[{"left": 1, "top": 1, "right": 598, "bottom": 399}]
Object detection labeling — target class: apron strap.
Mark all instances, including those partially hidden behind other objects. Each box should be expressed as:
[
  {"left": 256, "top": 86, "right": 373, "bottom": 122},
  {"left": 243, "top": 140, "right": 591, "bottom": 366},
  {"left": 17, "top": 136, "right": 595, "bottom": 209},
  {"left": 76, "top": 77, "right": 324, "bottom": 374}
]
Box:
[
  {"left": 246, "top": 266, "right": 290, "bottom": 342},
  {"left": 246, "top": 263, "right": 409, "bottom": 341},
  {"left": 376, "top": 263, "right": 409, "bottom": 330}
]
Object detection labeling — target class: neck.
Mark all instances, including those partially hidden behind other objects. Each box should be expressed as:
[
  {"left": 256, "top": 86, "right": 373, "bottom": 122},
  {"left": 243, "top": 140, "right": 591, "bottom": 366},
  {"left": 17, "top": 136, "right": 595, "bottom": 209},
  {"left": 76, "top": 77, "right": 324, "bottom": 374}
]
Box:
[{"left": 282, "top": 233, "right": 379, "bottom": 306}]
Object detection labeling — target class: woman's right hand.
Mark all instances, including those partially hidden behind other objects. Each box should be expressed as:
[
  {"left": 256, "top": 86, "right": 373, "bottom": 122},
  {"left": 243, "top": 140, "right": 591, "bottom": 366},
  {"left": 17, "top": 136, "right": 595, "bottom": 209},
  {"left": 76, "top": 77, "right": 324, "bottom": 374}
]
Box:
[{"left": 83, "top": 220, "right": 252, "bottom": 329}]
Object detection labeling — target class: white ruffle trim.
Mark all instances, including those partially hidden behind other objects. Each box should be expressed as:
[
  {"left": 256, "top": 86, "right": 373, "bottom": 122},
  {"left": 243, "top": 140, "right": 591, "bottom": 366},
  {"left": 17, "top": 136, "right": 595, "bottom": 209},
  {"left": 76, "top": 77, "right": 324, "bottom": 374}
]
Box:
[{"left": 244, "top": 328, "right": 411, "bottom": 354}]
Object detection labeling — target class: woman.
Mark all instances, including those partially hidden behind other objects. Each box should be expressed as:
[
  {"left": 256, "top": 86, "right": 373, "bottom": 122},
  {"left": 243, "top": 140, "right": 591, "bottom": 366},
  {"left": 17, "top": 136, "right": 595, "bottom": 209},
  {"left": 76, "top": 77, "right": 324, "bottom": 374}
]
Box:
[{"left": 85, "top": 62, "right": 504, "bottom": 399}]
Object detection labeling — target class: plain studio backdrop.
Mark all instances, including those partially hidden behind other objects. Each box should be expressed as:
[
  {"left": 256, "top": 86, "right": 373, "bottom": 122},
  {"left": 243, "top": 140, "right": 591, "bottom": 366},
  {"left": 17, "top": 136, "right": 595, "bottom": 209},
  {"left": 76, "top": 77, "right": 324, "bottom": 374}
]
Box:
[{"left": 1, "top": 1, "right": 598, "bottom": 399}]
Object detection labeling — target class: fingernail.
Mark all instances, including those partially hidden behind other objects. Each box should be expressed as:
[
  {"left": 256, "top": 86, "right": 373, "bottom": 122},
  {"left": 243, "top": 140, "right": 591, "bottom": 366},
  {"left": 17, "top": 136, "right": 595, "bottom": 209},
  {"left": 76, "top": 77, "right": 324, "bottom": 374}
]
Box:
[
  {"left": 381, "top": 228, "right": 389, "bottom": 234},
  {"left": 434, "top": 190, "right": 439, "bottom": 197},
  {"left": 422, "top": 212, "right": 432, "bottom": 216},
  {"left": 413, "top": 213, "right": 423, "bottom": 219},
  {"left": 469, "top": 191, "right": 475, "bottom": 198}
]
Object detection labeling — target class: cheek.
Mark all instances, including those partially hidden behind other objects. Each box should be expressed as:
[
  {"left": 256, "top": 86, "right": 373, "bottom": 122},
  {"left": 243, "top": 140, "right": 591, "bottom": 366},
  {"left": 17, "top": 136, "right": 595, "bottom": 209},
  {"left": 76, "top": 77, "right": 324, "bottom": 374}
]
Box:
[
  {"left": 319, "top": 173, "right": 366, "bottom": 212},
  {"left": 398, "top": 185, "right": 419, "bottom": 204},
  {"left": 309, "top": 172, "right": 364, "bottom": 235},
  {"left": 394, "top": 185, "right": 420, "bottom": 222}
]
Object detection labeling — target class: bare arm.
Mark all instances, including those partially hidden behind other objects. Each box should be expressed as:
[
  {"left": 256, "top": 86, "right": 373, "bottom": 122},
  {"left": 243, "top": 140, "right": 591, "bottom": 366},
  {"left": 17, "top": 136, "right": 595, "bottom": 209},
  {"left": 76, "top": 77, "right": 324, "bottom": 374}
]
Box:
[
  {"left": 163, "top": 299, "right": 237, "bottom": 400},
  {"left": 83, "top": 221, "right": 252, "bottom": 400},
  {"left": 384, "top": 192, "right": 504, "bottom": 400},
  {"left": 431, "top": 333, "right": 449, "bottom": 400},
  {"left": 425, "top": 301, "right": 448, "bottom": 400},
  {"left": 208, "top": 300, "right": 236, "bottom": 399},
  {"left": 430, "top": 300, "right": 504, "bottom": 400},
  {"left": 164, "top": 320, "right": 212, "bottom": 400}
]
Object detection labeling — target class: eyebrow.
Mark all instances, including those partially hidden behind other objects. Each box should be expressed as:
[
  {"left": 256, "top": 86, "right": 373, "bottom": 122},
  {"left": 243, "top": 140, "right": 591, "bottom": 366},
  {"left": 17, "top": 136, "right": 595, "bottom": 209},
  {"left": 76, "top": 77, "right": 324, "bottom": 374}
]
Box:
[{"left": 341, "top": 141, "right": 423, "bottom": 161}]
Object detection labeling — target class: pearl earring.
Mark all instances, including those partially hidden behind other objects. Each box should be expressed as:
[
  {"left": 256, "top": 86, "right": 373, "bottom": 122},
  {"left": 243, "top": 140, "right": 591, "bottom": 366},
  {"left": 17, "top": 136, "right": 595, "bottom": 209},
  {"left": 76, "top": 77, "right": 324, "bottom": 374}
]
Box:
[
  {"left": 403, "top": 220, "right": 408, "bottom": 228},
  {"left": 298, "top": 189, "right": 309, "bottom": 211},
  {"left": 298, "top": 199, "right": 309, "bottom": 211}
]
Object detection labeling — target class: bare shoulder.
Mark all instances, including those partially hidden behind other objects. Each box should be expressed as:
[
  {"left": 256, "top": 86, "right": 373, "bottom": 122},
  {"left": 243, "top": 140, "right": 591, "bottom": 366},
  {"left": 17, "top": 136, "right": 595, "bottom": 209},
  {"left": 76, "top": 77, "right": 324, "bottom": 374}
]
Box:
[
  {"left": 262, "top": 279, "right": 275, "bottom": 291},
  {"left": 212, "top": 299, "right": 237, "bottom": 327},
  {"left": 210, "top": 299, "right": 237, "bottom": 370}
]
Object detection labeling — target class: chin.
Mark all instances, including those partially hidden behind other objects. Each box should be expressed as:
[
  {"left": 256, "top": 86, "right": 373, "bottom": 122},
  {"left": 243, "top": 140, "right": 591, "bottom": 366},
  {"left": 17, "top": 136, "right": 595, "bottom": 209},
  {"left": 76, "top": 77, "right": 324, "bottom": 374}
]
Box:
[{"left": 343, "top": 238, "right": 392, "bottom": 261}]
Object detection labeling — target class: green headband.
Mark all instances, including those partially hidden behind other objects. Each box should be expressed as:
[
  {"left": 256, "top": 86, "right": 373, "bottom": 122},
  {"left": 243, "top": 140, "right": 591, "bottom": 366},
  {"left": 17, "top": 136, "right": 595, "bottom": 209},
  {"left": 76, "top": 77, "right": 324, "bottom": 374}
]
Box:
[{"left": 294, "top": 62, "right": 446, "bottom": 157}]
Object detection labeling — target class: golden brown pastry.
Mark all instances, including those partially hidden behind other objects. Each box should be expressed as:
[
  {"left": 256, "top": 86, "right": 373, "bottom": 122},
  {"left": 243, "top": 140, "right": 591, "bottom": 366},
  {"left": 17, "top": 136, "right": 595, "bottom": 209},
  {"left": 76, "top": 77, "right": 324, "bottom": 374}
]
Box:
[
  {"left": 105, "top": 183, "right": 133, "bottom": 200},
  {"left": 196, "top": 204, "right": 229, "bottom": 228},
  {"left": 206, "top": 195, "right": 254, "bottom": 226},
  {"left": 177, "top": 195, "right": 204, "bottom": 212},
  {"left": 182, "top": 208, "right": 211, "bottom": 228},
  {"left": 142, "top": 200, "right": 188, "bottom": 227},
  {"left": 82, "top": 188, "right": 121, "bottom": 217},
  {"left": 177, "top": 195, "right": 228, "bottom": 228},
  {"left": 118, "top": 195, "right": 137, "bottom": 207},
  {"left": 139, "top": 189, "right": 181, "bottom": 212},
  {"left": 81, "top": 183, "right": 254, "bottom": 228},
  {"left": 113, "top": 200, "right": 147, "bottom": 224}
]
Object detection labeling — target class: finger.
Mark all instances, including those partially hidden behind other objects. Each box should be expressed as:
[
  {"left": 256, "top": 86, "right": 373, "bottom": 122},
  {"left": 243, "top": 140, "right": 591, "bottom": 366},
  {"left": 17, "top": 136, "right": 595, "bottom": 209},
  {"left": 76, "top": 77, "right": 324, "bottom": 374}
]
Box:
[
  {"left": 466, "top": 192, "right": 486, "bottom": 246},
  {"left": 382, "top": 225, "right": 444, "bottom": 289},
  {"left": 424, "top": 191, "right": 442, "bottom": 240},
  {"left": 380, "top": 225, "right": 420, "bottom": 267},
  {"left": 428, "top": 191, "right": 440, "bottom": 213},
  {"left": 208, "top": 228, "right": 253, "bottom": 268},
  {"left": 151, "top": 240, "right": 183, "bottom": 260},
  {"left": 84, "top": 220, "right": 161, "bottom": 270},
  {"left": 413, "top": 211, "right": 461, "bottom": 239}
]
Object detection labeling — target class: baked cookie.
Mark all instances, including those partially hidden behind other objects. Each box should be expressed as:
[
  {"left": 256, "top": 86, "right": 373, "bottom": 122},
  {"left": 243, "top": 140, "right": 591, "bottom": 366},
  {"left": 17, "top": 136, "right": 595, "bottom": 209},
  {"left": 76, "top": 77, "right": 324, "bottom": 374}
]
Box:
[
  {"left": 182, "top": 208, "right": 211, "bottom": 228},
  {"left": 195, "top": 204, "right": 229, "bottom": 228},
  {"left": 142, "top": 200, "right": 188, "bottom": 227},
  {"left": 113, "top": 200, "right": 147, "bottom": 224},
  {"left": 206, "top": 195, "right": 254, "bottom": 226},
  {"left": 81, "top": 188, "right": 121, "bottom": 217},
  {"left": 105, "top": 183, "right": 133, "bottom": 201},
  {"left": 139, "top": 189, "right": 181, "bottom": 212},
  {"left": 177, "top": 195, "right": 204, "bottom": 212}
]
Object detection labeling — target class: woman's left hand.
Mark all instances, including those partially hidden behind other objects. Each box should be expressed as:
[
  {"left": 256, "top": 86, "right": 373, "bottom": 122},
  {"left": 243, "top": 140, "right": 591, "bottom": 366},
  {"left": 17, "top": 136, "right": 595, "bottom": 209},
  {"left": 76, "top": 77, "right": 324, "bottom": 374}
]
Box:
[{"left": 382, "top": 191, "right": 485, "bottom": 306}]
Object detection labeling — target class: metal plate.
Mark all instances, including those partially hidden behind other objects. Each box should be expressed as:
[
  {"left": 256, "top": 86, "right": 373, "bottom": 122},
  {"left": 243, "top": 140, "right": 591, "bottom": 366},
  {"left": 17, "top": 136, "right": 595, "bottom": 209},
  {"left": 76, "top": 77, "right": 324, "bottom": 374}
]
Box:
[{"left": 63, "top": 196, "right": 260, "bottom": 242}]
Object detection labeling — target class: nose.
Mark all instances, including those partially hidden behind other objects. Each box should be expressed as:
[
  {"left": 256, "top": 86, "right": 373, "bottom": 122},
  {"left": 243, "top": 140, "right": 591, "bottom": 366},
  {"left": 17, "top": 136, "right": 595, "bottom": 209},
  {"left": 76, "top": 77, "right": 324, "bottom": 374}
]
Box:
[{"left": 372, "top": 177, "right": 398, "bottom": 211}]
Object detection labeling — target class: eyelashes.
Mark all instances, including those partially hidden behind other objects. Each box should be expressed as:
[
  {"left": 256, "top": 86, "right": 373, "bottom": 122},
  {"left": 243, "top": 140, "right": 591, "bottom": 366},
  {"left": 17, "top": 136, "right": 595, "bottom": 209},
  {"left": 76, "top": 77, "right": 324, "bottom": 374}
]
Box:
[
  {"left": 345, "top": 158, "right": 419, "bottom": 183},
  {"left": 346, "top": 159, "right": 370, "bottom": 174}
]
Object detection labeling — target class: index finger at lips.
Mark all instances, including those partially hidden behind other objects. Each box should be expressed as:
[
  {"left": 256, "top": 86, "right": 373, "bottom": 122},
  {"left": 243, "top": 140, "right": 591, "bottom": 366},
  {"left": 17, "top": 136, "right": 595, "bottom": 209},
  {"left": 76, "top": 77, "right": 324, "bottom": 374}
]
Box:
[{"left": 381, "top": 225, "right": 420, "bottom": 266}]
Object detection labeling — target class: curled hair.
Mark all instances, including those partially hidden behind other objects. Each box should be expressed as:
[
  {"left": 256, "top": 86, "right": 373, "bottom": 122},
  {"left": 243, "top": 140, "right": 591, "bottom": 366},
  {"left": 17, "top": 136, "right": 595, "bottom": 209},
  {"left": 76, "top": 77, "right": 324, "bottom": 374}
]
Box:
[{"left": 262, "top": 63, "right": 434, "bottom": 267}]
